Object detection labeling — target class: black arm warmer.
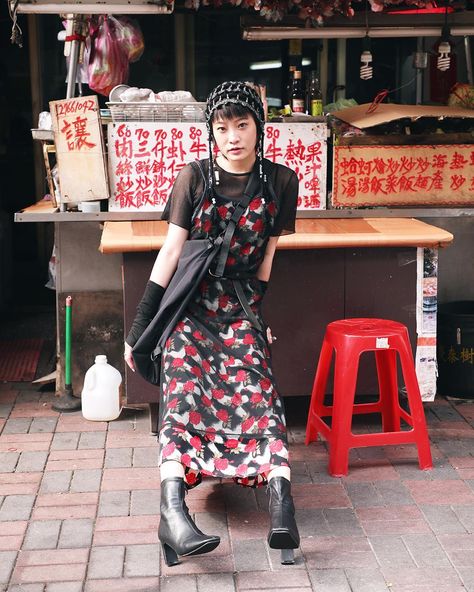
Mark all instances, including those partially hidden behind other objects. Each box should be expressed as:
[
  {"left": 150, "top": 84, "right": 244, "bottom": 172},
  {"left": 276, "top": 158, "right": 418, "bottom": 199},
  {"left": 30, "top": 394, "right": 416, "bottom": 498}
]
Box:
[{"left": 125, "top": 281, "right": 166, "bottom": 347}]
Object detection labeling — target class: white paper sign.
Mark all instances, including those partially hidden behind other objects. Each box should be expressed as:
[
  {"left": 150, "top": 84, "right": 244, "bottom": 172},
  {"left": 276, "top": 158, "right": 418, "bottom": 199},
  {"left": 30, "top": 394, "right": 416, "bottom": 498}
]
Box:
[
  {"left": 108, "top": 122, "right": 327, "bottom": 211},
  {"left": 51, "top": 95, "right": 109, "bottom": 203}
]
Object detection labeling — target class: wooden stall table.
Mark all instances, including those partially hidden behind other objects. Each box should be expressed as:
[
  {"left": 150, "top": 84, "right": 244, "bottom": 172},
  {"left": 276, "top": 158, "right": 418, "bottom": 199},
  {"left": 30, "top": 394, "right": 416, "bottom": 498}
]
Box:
[{"left": 100, "top": 218, "right": 453, "bottom": 427}]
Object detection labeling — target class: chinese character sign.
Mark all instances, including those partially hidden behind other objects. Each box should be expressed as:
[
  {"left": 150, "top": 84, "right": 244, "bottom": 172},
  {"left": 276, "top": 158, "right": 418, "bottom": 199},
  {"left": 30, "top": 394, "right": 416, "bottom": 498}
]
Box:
[
  {"left": 108, "top": 122, "right": 327, "bottom": 211},
  {"left": 333, "top": 144, "right": 474, "bottom": 207},
  {"left": 264, "top": 124, "right": 327, "bottom": 210},
  {"left": 108, "top": 122, "right": 207, "bottom": 211},
  {"left": 50, "top": 95, "right": 109, "bottom": 203}
]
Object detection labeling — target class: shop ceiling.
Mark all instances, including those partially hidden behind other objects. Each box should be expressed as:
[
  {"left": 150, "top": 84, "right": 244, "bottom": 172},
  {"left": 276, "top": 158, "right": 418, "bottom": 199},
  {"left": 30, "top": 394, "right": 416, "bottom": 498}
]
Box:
[
  {"left": 11, "top": 0, "right": 174, "bottom": 13},
  {"left": 241, "top": 11, "right": 474, "bottom": 39},
  {"left": 8, "top": 0, "right": 474, "bottom": 46}
]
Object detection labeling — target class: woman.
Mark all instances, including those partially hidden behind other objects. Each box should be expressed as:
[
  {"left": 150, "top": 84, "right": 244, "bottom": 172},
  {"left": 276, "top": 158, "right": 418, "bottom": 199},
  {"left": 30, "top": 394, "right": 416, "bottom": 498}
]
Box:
[{"left": 124, "top": 81, "right": 300, "bottom": 567}]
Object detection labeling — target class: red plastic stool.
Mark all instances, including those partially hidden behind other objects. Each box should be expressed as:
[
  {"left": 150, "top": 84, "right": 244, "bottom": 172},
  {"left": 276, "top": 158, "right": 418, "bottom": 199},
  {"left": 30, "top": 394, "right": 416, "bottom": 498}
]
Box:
[{"left": 305, "top": 318, "right": 433, "bottom": 477}]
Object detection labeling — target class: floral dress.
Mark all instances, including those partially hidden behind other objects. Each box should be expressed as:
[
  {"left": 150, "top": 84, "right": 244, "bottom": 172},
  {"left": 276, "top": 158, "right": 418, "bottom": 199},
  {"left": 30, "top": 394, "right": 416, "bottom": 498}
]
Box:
[{"left": 158, "top": 158, "right": 298, "bottom": 489}]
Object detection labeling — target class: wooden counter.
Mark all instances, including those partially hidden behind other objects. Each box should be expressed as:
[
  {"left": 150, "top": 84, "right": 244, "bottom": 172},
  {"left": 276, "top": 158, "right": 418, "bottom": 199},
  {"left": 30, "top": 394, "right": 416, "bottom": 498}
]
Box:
[
  {"left": 100, "top": 218, "right": 453, "bottom": 253},
  {"left": 119, "top": 217, "right": 453, "bottom": 408}
]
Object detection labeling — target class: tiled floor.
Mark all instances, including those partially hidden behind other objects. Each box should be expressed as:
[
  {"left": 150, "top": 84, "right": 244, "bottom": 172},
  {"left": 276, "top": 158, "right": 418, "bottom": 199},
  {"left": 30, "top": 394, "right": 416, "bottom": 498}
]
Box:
[{"left": 1, "top": 382, "right": 474, "bottom": 592}]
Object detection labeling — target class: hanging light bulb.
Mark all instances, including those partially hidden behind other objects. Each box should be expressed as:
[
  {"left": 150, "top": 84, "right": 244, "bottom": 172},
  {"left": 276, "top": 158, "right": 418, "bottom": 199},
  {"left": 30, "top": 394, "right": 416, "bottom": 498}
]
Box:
[
  {"left": 360, "top": 36, "right": 373, "bottom": 80},
  {"left": 437, "top": 40, "right": 451, "bottom": 71},
  {"left": 437, "top": 6, "right": 452, "bottom": 72}
]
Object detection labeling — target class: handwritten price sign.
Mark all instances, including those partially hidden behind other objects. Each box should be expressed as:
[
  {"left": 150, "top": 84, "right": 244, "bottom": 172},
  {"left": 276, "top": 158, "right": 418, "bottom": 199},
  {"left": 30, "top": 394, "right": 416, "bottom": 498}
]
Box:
[
  {"left": 50, "top": 95, "right": 109, "bottom": 203},
  {"left": 108, "top": 122, "right": 327, "bottom": 211},
  {"left": 333, "top": 144, "right": 474, "bottom": 207}
]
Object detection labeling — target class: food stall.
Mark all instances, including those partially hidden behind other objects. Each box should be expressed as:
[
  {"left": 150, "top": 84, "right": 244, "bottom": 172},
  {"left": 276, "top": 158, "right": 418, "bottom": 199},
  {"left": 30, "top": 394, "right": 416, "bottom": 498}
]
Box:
[{"left": 12, "top": 0, "right": 474, "bottom": 417}]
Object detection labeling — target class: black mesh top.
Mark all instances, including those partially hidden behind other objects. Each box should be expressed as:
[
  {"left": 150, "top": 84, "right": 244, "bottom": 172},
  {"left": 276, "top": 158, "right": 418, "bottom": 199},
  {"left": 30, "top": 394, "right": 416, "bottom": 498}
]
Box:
[{"left": 162, "top": 158, "right": 299, "bottom": 237}]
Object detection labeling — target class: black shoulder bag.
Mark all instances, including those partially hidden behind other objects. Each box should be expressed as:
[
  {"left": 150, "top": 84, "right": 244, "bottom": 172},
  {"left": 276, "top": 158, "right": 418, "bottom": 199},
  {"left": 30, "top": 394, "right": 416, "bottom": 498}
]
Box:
[{"left": 131, "top": 167, "right": 259, "bottom": 386}]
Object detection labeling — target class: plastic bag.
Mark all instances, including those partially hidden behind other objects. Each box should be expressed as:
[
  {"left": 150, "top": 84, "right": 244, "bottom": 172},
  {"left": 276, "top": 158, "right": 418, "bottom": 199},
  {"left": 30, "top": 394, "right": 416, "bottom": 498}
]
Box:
[
  {"left": 88, "top": 16, "right": 129, "bottom": 97},
  {"left": 114, "top": 17, "right": 145, "bottom": 63},
  {"left": 62, "top": 20, "right": 91, "bottom": 84},
  {"left": 45, "top": 245, "right": 56, "bottom": 290}
]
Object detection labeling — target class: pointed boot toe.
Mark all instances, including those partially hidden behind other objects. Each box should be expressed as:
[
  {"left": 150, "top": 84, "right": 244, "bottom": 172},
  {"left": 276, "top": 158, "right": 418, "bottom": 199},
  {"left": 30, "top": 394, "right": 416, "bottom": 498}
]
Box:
[{"left": 158, "top": 477, "right": 220, "bottom": 566}]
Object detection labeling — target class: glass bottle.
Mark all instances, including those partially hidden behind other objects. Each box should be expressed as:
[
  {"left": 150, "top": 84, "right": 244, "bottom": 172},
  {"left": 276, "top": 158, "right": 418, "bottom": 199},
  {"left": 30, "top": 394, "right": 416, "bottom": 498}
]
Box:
[
  {"left": 259, "top": 84, "right": 268, "bottom": 121},
  {"left": 290, "top": 70, "right": 305, "bottom": 113},
  {"left": 307, "top": 71, "right": 323, "bottom": 116},
  {"left": 284, "top": 65, "right": 296, "bottom": 107}
]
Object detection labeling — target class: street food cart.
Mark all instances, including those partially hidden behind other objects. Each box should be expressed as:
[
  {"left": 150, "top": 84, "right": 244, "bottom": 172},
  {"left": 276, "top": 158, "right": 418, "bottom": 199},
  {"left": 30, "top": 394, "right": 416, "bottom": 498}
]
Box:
[{"left": 13, "top": 1, "right": 474, "bottom": 416}]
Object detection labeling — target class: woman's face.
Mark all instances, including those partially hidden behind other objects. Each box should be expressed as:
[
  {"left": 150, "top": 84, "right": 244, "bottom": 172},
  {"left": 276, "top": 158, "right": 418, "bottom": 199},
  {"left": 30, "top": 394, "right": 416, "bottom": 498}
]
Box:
[{"left": 212, "top": 113, "right": 258, "bottom": 170}]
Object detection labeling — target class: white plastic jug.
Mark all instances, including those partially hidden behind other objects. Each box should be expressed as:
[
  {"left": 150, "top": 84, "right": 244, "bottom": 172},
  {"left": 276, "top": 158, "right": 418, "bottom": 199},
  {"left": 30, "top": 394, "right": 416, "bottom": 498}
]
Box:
[{"left": 81, "top": 355, "right": 122, "bottom": 421}]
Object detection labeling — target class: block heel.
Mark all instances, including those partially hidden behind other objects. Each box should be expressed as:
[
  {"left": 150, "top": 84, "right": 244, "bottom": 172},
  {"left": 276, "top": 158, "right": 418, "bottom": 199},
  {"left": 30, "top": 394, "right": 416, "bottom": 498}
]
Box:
[
  {"left": 158, "top": 477, "right": 220, "bottom": 567},
  {"left": 281, "top": 549, "right": 295, "bottom": 565},
  {"left": 162, "top": 542, "right": 179, "bottom": 567}
]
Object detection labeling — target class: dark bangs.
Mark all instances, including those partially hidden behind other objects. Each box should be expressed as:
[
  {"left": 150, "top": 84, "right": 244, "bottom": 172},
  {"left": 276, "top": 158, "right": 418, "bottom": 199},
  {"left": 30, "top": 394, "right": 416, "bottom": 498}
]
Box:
[{"left": 211, "top": 103, "right": 256, "bottom": 125}]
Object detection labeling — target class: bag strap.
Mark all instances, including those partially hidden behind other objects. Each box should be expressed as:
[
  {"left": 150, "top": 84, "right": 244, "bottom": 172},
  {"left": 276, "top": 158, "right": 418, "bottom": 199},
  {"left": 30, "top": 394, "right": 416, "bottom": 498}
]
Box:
[
  {"left": 213, "top": 166, "right": 262, "bottom": 277},
  {"left": 232, "top": 279, "right": 265, "bottom": 333},
  {"left": 212, "top": 194, "right": 251, "bottom": 277},
  {"left": 193, "top": 159, "right": 262, "bottom": 279},
  {"left": 189, "top": 160, "right": 207, "bottom": 220}
]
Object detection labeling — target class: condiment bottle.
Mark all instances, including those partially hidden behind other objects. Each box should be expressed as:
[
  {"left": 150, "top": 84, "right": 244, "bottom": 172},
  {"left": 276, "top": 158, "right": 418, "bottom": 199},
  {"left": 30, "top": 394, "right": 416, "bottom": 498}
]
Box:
[
  {"left": 307, "top": 71, "right": 323, "bottom": 116},
  {"left": 284, "top": 65, "right": 296, "bottom": 107},
  {"left": 290, "top": 70, "right": 305, "bottom": 113}
]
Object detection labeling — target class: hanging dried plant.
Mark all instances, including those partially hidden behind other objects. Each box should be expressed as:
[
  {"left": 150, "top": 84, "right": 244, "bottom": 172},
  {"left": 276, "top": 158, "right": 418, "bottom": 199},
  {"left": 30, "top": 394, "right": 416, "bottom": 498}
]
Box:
[{"left": 183, "top": 0, "right": 433, "bottom": 22}]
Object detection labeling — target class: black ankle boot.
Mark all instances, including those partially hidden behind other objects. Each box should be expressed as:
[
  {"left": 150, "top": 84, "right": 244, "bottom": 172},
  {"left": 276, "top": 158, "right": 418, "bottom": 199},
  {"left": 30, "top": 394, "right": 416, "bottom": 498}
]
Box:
[
  {"left": 158, "top": 477, "right": 220, "bottom": 566},
  {"left": 267, "top": 476, "right": 300, "bottom": 550}
]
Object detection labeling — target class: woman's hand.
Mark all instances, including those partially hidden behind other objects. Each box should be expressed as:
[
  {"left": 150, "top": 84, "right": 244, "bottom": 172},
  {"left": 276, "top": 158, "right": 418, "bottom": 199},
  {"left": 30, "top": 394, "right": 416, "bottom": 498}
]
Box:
[
  {"left": 124, "top": 342, "right": 135, "bottom": 372},
  {"left": 266, "top": 326, "right": 277, "bottom": 345}
]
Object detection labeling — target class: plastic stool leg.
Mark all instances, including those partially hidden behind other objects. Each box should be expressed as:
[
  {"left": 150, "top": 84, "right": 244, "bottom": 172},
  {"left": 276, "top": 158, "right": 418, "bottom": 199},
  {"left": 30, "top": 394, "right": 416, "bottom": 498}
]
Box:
[
  {"left": 375, "top": 349, "right": 401, "bottom": 432},
  {"left": 397, "top": 341, "right": 433, "bottom": 470},
  {"left": 306, "top": 339, "right": 333, "bottom": 445},
  {"left": 327, "top": 348, "right": 360, "bottom": 477}
]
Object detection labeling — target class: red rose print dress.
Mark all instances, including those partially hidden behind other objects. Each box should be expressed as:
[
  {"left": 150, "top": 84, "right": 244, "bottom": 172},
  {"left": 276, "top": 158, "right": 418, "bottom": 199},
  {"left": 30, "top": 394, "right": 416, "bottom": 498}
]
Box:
[{"left": 158, "top": 159, "right": 298, "bottom": 489}]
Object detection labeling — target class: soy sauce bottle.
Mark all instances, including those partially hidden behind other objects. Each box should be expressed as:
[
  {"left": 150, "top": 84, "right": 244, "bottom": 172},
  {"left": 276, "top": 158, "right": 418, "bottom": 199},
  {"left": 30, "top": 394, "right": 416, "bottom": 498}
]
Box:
[{"left": 290, "top": 70, "right": 305, "bottom": 113}]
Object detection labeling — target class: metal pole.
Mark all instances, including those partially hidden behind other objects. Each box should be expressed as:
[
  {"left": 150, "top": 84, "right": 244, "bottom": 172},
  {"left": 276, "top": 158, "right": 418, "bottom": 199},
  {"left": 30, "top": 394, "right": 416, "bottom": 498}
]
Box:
[
  {"left": 65, "top": 295, "right": 72, "bottom": 387},
  {"left": 320, "top": 40, "right": 328, "bottom": 105},
  {"left": 464, "top": 36, "right": 473, "bottom": 86},
  {"left": 52, "top": 294, "right": 81, "bottom": 412},
  {"left": 66, "top": 35, "right": 80, "bottom": 99},
  {"left": 336, "top": 39, "right": 347, "bottom": 100},
  {"left": 416, "top": 37, "right": 424, "bottom": 105}
]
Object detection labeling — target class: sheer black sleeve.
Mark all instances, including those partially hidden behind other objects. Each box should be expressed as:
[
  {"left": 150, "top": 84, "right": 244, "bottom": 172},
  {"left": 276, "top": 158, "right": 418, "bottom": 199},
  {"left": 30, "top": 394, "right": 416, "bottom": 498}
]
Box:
[
  {"left": 270, "top": 167, "right": 299, "bottom": 237},
  {"left": 161, "top": 163, "right": 200, "bottom": 230}
]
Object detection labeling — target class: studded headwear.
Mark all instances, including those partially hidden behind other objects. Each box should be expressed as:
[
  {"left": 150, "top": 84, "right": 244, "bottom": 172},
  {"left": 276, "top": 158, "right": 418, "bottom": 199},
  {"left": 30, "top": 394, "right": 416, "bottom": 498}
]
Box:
[
  {"left": 205, "top": 81, "right": 265, "bottom": 138},
  {"left": 205, "top": 81, "right": 267, "bottom": 202}
]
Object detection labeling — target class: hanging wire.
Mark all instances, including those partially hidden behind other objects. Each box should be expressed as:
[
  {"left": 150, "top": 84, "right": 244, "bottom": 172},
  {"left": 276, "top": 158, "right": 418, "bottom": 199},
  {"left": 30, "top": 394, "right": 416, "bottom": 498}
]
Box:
[
  {"left": 437, "top": 2, "right": 452, "bottom": 71},
  {"left": 367, "top": 75, "right": 418, "bottom": 113},
  {"left": 8, "top": 0, "right": 23, "bottom": 47},
  {"left": 360, "top": 0, "right": 373, "bottom": 81}
]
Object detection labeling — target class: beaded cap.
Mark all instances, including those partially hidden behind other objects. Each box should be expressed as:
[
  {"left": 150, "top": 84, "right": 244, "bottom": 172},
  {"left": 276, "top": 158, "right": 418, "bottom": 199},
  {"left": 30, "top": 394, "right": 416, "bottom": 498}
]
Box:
[
  {"left": 205, "top": 81, "right": 265, "bottom": 138},
  {"left": 205, "top": 81, "right": 267, "bottom": 205}
]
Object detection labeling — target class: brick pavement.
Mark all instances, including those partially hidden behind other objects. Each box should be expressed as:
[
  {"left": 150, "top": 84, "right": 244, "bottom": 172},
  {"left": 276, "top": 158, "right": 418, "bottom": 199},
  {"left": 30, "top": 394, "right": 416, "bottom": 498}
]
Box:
[{"left": 1, "top": 382, "right": 474, "bottom": 591}]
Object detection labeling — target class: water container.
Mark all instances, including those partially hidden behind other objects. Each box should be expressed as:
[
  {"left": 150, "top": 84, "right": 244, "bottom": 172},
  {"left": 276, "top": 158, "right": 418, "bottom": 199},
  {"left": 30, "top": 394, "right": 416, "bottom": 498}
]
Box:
[
  {"left": 437, "top": 301, "right": 474, "bottom": 399},
  {"left": 81, "top": 355, "right": 122, "bottom": 421}
]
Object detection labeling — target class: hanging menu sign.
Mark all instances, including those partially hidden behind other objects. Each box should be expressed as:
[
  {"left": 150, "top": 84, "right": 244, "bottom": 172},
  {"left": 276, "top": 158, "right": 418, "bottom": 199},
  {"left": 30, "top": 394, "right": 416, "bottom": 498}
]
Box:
[
  {"left": 333, "top": 144, "right": 474, "bottom": 207},
  {"left": 50, "top": 95, "right": 109, "bottom": 203},
  {"left": 108, "top": 122, "right": 327, "bottom": 211}
]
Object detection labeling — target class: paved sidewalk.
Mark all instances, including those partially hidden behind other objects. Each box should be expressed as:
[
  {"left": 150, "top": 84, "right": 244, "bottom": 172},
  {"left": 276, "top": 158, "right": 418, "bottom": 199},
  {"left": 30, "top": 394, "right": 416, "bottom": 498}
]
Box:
[{"left": 1, "top": 382, "right": 474, "bottom": 591}]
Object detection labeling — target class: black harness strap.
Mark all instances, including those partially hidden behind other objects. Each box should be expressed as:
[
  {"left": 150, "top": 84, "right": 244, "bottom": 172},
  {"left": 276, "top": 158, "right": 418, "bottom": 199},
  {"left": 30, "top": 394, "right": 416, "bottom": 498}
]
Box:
[
  {"left": 232, "top": 279, "right": 265, "bottom": 334},
  {"left": 193, "top": 159, "right": 266, "bottom": 333}
]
